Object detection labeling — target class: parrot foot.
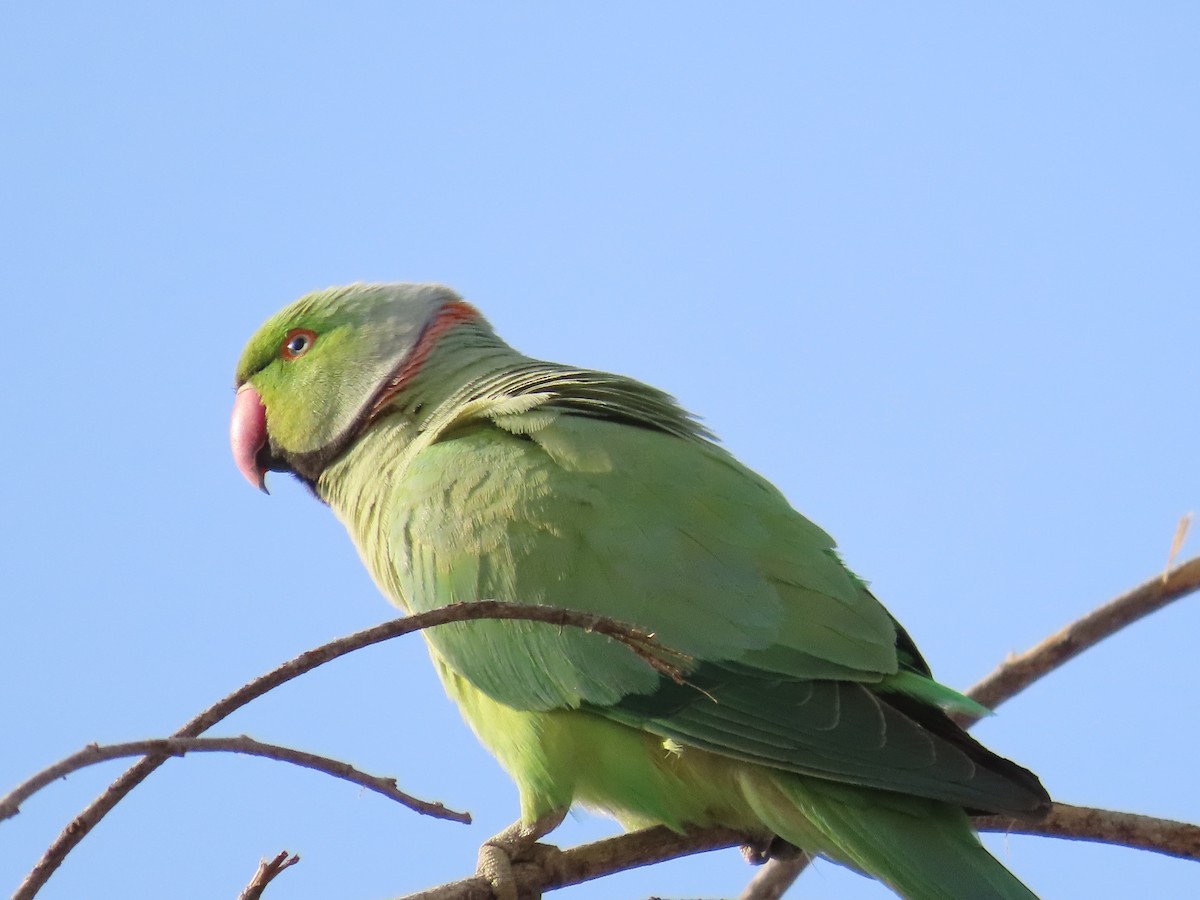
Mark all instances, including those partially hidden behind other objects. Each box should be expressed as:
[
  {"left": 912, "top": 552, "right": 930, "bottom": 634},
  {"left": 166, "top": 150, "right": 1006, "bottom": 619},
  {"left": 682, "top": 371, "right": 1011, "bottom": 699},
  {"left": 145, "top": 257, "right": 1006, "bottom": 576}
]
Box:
[
  {"left": 477, "top": 809, "right": 567, "bottom": 900},
  {"left": 741, "top": 837, "right": 772, "bottom": 866},
  {"left": 741, "top": 835, "right": 804, "bottom": 866}
]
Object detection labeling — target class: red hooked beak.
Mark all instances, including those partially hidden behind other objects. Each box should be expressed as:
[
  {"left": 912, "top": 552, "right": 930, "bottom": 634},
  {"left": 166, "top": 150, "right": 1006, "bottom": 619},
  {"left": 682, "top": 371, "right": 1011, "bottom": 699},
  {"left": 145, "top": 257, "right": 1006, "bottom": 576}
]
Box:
[{"left": 230, "top": 384, "right": 270, "bottom": 493}]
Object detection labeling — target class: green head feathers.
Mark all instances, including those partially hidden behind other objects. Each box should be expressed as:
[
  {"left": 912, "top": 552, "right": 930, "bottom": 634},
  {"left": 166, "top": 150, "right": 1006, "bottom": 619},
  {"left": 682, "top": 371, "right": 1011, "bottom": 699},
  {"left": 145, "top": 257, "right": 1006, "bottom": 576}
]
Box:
[{"left": 231, "top": 282, "right": 491, "bottom": 485}]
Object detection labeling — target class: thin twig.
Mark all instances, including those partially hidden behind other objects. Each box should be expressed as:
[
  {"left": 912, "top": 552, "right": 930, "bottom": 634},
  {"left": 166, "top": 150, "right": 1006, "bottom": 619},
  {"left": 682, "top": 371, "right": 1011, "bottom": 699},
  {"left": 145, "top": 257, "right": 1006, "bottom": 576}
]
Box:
[
  {"left": 1165, "top": 513, "right": 1192, "bottom": 580},
  {"left": 238, "top": 851, "right": 300, "bottom": 900},
  {"left": 0, "top": 736, "right": 469, "bottom": 825},
  {"left": 13, "top": 602, "right": 682, "bottom": 900},
  {"left": 958, "top": 555, "right": 1200, "bottom": 723}
]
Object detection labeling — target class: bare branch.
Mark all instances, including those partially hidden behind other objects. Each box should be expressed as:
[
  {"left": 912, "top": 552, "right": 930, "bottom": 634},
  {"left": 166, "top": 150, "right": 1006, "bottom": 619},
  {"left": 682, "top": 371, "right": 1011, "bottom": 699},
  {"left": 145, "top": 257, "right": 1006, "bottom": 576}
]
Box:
[
  {"left": 13, "top": 602, "right": 681, "bottom": 900},
  {"left": 238, "top": 851, "right": 300, "bottom": 900},
  {"left": 737, "top": 853, "right": 809, "bottom": 900},
  {"left": 388, "top": 802, "right": 1200, "bottom": 900},
  {"left": 976, "top": 803, "right": 1200, "bottom": 862},
  {"left": 959, "top": 555, "right": 1200, "bottom": 723},
  {"left": 1, "top": 736, "right": 469, "bottom": 825}
]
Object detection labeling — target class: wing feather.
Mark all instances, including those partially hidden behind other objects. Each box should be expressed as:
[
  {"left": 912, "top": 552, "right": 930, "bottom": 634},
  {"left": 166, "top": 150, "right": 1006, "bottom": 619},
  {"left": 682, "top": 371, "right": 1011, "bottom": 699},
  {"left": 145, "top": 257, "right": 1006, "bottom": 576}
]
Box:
[{"left": 387, "top": 408, "right": 1045, "bottom": 814}]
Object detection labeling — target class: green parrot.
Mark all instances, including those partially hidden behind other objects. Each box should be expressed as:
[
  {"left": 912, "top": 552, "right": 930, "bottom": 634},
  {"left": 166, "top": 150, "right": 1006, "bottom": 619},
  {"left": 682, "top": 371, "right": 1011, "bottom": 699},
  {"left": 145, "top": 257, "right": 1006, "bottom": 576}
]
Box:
[{"left": 231, "top": 283, "right": 1049, "bottom": 899}]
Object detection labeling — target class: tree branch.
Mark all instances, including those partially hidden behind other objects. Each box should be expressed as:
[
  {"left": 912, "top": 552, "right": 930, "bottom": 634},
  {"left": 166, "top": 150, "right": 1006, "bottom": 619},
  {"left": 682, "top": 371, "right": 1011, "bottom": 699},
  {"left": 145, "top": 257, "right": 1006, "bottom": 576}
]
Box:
[
  {"left": 12, "top": 602, "right": 683, "bottom": 900},
  {"left": 396, "top": 826, "right": 746, "bottom": 900},
  {"left": 736, "top": 853, "right": 809, "bottom": 900},
  {"left": 976, "top": 803, "right": 1200, "bottom": 862},
  {"left": 958, "top": 555, "right": 1200, "bottom": 723},
  {"left": 238, "top": 851, "right": 300, "bottom": 900},
  {"left": 0, "top": 736, "right": 469, "bottom": 825},
  {"left": 386, "top": 802, "right": 1200, "bottom": 900}
]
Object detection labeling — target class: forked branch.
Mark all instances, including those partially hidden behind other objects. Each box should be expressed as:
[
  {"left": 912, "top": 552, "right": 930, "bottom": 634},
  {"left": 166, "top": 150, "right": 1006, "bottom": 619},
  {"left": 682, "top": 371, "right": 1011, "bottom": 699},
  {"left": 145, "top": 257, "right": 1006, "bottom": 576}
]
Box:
[
  {"left": 0, "top": 736, "right": 469, "bottom": 825},
  {"left": 11, "top": 602, "right": 684, "bottom": 900},
  {"left": 238, "top": 851, "right": 300, "bottom": 900}
]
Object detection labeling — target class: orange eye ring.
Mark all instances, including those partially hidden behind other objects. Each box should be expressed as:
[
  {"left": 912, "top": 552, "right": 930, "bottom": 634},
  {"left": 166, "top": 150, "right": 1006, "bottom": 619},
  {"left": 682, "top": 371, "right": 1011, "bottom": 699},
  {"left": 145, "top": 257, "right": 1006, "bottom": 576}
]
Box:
[{"left": 281, "top": 328, "right": 317, "bottom": 360}]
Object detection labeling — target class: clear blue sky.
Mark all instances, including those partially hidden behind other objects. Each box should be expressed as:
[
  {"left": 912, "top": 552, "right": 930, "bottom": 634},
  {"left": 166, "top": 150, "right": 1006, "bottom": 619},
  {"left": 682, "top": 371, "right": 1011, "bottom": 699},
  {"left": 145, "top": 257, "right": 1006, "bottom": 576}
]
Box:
[{"left": 3, "top": 5, "right": 1198, "bottom": 898}]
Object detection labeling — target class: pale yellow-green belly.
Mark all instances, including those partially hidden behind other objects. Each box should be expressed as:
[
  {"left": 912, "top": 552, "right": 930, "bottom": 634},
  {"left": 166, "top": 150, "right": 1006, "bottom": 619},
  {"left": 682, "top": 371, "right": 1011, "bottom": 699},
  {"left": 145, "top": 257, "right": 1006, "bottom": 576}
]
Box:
[{"left": 431, "top": 653, "right": 767, "bottom": 836}]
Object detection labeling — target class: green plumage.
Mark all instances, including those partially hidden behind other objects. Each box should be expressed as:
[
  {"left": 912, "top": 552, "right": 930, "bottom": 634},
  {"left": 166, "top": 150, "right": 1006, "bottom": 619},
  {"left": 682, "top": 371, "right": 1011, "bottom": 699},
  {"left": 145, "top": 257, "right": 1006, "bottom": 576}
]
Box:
[{"left": 234, "top": 283, "right": 1050, "bottom": 899}]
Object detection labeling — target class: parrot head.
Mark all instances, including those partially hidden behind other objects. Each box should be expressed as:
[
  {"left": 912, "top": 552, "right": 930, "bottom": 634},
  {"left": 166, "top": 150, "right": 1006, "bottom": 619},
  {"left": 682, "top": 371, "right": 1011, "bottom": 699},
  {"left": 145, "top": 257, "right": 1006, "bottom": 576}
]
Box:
[{"left": 230, "top": 282, "right": 494, "bottom": 491}]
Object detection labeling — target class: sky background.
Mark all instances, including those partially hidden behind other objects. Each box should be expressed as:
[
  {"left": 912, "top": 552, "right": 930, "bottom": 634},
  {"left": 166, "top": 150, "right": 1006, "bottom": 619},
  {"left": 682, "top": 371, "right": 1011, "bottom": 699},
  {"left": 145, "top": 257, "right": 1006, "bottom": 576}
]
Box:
[{"left": 3, "top": 4, "right": 1198, "bottom": 899}]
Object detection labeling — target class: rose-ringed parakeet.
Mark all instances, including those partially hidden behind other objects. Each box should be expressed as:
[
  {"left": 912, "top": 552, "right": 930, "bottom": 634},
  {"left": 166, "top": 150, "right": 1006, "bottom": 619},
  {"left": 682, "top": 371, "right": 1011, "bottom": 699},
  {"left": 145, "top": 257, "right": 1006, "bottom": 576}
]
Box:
[{"left": 230, "top": 283, "right": 1049, "bottom": 899}]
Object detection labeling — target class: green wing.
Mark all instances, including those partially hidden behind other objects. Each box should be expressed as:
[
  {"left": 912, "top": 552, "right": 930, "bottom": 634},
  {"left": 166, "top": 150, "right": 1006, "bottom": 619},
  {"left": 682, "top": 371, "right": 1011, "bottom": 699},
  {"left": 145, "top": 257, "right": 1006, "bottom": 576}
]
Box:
[{"left": 388, "top": 409, "right": 1045, "bottom": 816}]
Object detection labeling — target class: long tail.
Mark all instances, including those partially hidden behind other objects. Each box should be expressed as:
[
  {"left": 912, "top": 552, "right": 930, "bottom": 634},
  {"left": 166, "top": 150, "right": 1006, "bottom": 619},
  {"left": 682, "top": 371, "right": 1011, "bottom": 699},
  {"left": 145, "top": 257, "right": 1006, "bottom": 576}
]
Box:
[{"left": 742, "top": 773, "right": 1039, "bottom": 900}]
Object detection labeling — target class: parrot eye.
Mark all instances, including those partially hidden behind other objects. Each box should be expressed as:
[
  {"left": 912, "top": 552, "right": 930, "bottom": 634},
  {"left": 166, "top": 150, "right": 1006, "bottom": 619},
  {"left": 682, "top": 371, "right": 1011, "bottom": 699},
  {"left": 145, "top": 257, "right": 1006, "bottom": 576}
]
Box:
[{"left": 281, "top": 329, "right": 317, "bottom": 360}]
